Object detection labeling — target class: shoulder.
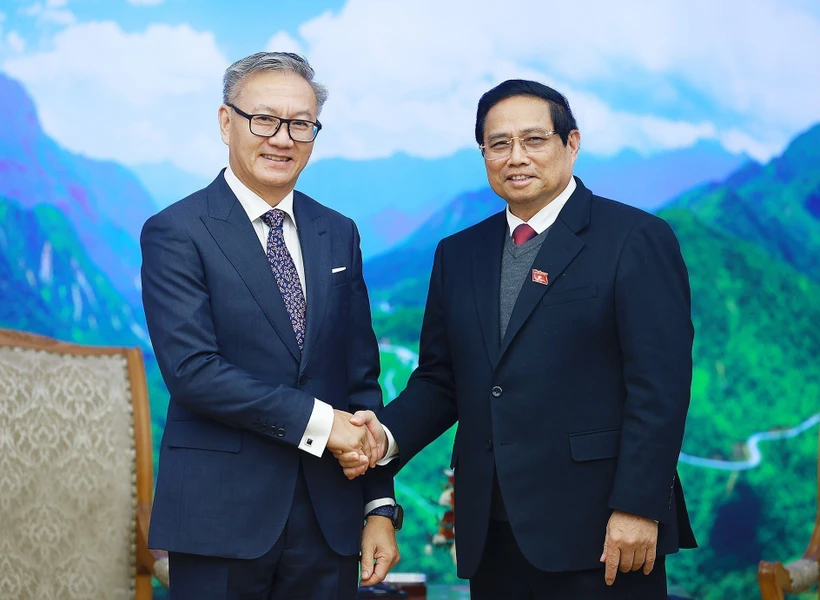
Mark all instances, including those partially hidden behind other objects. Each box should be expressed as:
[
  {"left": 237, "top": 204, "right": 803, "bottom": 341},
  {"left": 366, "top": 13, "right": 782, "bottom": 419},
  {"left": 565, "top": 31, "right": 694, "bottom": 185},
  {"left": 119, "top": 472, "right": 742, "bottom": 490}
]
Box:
[
  {"left": 440, "top": 211, "right": 506, "bottom": 249},
  {"left": 294, "top": 189, "right": 357, "bottom": 230},
  {"left": 589, "top": 193, "right": 676, "bottom": 238}
]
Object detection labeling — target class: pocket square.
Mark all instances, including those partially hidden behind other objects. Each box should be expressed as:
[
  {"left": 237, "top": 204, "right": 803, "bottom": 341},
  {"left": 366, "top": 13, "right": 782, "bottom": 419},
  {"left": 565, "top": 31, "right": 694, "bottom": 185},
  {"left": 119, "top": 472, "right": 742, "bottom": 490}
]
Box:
[{"left": 331, "top": 267, "right": 347, "bottom": 273}]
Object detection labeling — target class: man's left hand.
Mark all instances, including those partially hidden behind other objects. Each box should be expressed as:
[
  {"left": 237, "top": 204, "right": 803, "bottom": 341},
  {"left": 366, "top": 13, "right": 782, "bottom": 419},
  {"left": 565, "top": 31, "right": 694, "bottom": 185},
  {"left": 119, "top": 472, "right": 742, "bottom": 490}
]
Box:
[
  {"left": 360, "top": 515, "right": 400, "bottom": 586},
  {"left": 600, "top": 510, "right": 658, "bottom": 586}
]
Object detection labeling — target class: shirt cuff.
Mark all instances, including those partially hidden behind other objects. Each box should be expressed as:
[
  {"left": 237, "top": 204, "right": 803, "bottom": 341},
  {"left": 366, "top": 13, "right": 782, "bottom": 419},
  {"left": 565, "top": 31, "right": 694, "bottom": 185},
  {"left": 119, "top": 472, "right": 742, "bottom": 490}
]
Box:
[
  {"left": 364, "top": 497, "right": 396, "bottom": 517},
  {"left": 376, "top": 424, "right": 399, "bottom": 465},
  {"left": 298, "top": 398, "right": 333, "bottom": 457}
]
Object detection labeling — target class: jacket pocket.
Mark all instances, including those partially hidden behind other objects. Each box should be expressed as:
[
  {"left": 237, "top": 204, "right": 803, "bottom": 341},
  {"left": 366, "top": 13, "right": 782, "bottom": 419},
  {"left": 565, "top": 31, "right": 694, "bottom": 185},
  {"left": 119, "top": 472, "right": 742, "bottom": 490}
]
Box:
[
  {"left": 167, "top": 419, "right": 243, "bottom": 453},
  {"left": 542, "top": 283, "right": 598, "bottom": 307},
  {"left": 569, "top": 428, "right": 620, "bottom": 462}
]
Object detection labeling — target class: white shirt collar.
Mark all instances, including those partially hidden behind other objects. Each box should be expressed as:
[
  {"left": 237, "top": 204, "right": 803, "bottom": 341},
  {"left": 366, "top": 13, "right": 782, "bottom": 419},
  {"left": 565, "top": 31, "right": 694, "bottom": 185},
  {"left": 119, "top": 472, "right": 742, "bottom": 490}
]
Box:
[
  {"left": 506, "top": 176, "right": 577, "bottom": 236},
  {"left": 224, "top": 166, "right": 297, "bottom": 228}
]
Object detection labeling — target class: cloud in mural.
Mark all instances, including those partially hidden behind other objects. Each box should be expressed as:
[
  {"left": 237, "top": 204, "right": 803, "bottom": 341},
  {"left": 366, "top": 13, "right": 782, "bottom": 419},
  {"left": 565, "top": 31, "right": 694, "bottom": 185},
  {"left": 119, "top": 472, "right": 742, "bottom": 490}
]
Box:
[
  {"left": 22, "top": 0, "right": 76, "bottom": 26},
  {"left": 283, "top": 0, "right": 820, "bottom": 162},
  {"left": 3, "top": 20, "right": 228, "bottom": 175},
  {"left": 2, "top": 0, "right": 819, "bottom": 174}
]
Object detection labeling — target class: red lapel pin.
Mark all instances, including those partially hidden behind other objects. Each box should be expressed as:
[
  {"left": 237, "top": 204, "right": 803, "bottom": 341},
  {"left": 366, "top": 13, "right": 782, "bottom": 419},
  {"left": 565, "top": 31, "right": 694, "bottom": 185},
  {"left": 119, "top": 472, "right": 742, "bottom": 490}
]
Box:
[{"left": 532, "top": 269, "right": 549, "bottom": 285}]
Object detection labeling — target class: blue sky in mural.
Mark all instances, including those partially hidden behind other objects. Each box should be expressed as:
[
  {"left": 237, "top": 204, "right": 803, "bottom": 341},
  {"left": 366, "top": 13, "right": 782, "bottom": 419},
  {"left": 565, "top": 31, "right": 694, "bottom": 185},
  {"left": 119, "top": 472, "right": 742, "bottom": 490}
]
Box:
[{"left": 1, "top": 0, "right": 819, "bottom": 179}]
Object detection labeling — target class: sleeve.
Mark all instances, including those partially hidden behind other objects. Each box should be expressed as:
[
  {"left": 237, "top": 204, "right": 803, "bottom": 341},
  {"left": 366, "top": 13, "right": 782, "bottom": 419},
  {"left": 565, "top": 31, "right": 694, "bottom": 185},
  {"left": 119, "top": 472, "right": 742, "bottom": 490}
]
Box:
[
  {"left": 379, "top": 240, "right": 460, "bottom": 468},
  {"left": 140, "top": 212, "right": 314, "bottom": 447},
  {"left": 341, "top": 220, "right": 395, "bottom": 503},
  {"left": 607, "top": 216, "right": 694, "bottom": 522}
]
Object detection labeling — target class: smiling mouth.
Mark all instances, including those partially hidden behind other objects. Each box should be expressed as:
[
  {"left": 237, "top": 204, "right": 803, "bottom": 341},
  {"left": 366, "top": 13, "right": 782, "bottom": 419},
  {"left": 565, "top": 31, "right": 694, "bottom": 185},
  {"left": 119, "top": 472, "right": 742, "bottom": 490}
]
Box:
[
  {"left": 508, "top": 175, "right": 533, "bottom": 181},
  {"left": 262, "top": 154, "right": 291, "bottom": 163}
]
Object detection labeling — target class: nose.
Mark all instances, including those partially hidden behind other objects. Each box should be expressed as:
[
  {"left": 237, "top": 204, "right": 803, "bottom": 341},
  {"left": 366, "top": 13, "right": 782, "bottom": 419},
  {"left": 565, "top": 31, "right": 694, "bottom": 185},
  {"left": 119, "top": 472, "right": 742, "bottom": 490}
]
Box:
[
  {"left": 508, "top": 138, "right": 529, "bottom": 164},
  {"left": 268, "top": 123, "right": 293, "bottom": 146}
]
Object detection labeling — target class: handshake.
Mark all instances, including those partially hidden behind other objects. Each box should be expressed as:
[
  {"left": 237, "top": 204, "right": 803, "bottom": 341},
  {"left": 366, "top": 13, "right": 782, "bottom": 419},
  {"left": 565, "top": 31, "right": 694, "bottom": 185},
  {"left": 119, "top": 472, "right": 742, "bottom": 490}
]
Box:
[{"left": 327, "top": 409, "right": 387, "bottom": 479}]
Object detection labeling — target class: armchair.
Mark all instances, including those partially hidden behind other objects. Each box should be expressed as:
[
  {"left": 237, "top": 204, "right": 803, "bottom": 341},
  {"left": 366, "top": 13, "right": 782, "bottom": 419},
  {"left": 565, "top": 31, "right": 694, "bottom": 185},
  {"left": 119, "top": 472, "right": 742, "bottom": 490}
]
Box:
[
  {"left": 758, "top": 425, "right": 820, "bottom": 599},
  {"left": 0, "top": 329, "right": 169, "bottom": 599}
]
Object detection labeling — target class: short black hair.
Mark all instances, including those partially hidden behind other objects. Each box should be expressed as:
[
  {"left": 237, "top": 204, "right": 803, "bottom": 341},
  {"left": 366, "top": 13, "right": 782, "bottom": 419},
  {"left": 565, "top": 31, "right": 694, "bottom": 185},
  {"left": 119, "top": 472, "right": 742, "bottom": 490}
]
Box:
[{"left": 475, "top": 79, "right": 578, "bottom": 146}]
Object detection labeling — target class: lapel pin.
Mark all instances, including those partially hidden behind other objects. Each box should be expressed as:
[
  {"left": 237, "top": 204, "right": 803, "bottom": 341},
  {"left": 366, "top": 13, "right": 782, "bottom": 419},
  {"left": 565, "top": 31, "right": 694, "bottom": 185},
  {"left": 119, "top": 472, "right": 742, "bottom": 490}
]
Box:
[{"left": 532, "top": 269, "right": 549, "bottom": 285}]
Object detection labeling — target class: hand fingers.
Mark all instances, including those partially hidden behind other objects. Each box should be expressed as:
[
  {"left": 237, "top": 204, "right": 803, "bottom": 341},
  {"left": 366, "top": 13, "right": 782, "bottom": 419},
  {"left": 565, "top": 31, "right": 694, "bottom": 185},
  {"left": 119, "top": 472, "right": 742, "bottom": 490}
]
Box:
[
  {"left": 364, "top": 428, "right": 379, "bottom": 467},
  {"left": 343, "top": 464, "right": 368, "bottom": 480},
  {"left": 360, "top": 544, "right": 375, "bottom": 583},
  {"left": 643, "top": 546, "right": 657, "bottom": 575},
  {"left": 356, "top": 426, "right": 373, "bottom": 461},
  {"left": 336, "top": 451, "right": 367, "bottom": 468},
  {"left": 367, "top": 554, "right": 391, "bottom": 585},
  {"left": 604, "top": 546, "right": 620, "bottom": 586},
  {"left": 618, "top": 548, "right": 635, "bottom": 573},
  {"left": 350, "top": 410, "right": 374, "bottom": 426},
  {"left": 630, "top": 548, "right": 646, "bottom": 572}
]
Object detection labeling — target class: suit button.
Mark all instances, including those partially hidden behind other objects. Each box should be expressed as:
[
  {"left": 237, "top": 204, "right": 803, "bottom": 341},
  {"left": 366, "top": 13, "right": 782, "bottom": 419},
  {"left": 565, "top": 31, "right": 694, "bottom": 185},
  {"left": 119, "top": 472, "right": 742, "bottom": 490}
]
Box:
[
  {"left": 491, "top": 386, "right": 502, "bottom": 398},
  {"left": 277, "top": 428, "right": 285, "bottom": 437},
  {"left": 252, "top": 420, "right": 260, "bottom": 429},
  {"left": 485, "top": 440, "right": 493, "bottom": 450},
  {"left": 299, "top": 374, "right": 308, "bottom": 385}
]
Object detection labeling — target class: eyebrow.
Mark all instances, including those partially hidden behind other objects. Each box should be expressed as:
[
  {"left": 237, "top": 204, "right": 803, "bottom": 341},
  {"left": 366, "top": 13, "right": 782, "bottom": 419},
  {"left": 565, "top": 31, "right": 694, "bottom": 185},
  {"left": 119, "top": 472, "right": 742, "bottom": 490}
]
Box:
[
  {"left": 252, "top": 105, "right": 315, "bottom": 119},
  {"left": 486, "top": 127, "right": 553, "bottom": 142}
]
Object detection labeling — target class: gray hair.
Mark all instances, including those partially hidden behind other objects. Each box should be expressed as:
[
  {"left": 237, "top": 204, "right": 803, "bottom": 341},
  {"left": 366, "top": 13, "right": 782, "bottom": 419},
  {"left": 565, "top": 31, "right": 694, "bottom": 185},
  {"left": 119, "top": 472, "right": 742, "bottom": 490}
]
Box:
[{"left": 222, "top": 52, "right": 329, "bottom": 115}]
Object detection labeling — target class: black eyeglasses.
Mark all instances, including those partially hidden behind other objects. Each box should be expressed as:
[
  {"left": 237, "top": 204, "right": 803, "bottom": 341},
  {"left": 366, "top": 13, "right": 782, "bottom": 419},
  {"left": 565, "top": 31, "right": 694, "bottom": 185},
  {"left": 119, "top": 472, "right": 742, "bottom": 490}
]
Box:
[{"left": 226, "top": 103, "right": 322, "bottom": 143}]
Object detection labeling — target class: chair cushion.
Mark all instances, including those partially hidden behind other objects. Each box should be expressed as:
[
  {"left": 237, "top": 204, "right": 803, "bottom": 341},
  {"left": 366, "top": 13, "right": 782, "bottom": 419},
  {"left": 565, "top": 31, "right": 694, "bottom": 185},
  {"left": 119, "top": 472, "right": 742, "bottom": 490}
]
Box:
[{"left": 0, "top": 346, "right": 137, "bottom": 599}]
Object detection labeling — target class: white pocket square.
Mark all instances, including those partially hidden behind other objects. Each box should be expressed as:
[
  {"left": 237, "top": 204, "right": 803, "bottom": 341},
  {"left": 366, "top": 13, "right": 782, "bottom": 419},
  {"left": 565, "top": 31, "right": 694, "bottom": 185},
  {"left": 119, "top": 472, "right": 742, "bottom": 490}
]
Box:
[{"left": 331, "top": 267, "right": 347, "bottom": 273}]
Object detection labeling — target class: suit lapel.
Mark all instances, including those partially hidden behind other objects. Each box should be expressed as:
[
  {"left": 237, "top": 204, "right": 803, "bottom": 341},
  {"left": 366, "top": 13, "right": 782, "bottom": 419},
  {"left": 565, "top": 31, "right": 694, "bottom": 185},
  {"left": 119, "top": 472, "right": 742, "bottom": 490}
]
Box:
[
  {"left": 294, "top": 192, "right": 331, "bottom": 370},
  {"left": 202, "top": 172, "right": 301, "bottom": 361},
  {"left": 472, "top": 213, "right": 506, "bottom": 369},
  {"left": 497, "top": 179, "right": 591, "bottom": 360}
]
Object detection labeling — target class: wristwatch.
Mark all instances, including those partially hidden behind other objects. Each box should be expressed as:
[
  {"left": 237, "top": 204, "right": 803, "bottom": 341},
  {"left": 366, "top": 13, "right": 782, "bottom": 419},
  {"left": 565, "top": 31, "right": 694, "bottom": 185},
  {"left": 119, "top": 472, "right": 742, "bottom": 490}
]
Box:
[{"left": 366, "top": 504, "right": 404, "bottom": 530}]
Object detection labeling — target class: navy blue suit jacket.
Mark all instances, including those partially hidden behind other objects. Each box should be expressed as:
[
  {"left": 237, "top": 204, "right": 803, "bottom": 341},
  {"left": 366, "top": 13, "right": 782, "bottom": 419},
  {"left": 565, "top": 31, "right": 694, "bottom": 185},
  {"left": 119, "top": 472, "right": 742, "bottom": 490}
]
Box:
[
  {"left": 379, "top": 178, "right": 696, "bottom": 578},
  {"left": 142, "top": 171, "right": 391, "bottom": 559}
]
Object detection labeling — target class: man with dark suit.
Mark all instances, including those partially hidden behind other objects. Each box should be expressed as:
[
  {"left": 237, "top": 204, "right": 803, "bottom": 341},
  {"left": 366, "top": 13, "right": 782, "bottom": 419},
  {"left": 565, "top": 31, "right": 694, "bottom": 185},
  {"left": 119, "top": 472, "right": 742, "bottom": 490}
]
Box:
[
  {"left": 340, "top": 79, "right": 697, "bottom": 598},
  {"left": 141, "top": 52, "right": 399, "bottom": 600}
]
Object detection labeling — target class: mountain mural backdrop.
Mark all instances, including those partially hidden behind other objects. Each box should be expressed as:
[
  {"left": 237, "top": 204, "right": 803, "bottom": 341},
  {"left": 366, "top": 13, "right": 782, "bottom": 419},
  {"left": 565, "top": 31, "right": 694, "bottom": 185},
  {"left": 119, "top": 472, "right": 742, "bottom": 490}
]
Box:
[{"left": 1, "top": 69, "right": 817, "bottom": 599}]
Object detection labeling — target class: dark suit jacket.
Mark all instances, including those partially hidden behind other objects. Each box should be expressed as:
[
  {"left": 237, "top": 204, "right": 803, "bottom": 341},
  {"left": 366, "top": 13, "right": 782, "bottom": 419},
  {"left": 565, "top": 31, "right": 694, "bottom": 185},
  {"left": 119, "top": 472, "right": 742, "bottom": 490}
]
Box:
[
  {"left": 142, "top": 171, "right": 391, "bottom": 559},
  {"left": 380, "top": 177, "right": 696, "bottom": 578}
]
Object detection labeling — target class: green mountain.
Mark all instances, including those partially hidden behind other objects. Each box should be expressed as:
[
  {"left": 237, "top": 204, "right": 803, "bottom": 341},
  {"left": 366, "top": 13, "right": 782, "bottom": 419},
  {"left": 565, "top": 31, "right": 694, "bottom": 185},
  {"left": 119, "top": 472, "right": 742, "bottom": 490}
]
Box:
[
  {"left": 661, "top": 207, "right": 820, "bottom": 457},
  {"left": 672, "top": 123, "right": 820, "bottom": 282}
]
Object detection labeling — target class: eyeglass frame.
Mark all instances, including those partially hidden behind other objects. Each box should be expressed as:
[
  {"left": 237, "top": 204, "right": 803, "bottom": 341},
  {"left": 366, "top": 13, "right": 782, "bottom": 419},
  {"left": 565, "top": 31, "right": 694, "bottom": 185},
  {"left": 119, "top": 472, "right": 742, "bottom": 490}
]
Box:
[
  {"left": 226, "top": 103, "right": 322, "bottom": 142},
  {"left": 479, "top": 130, "right": 558, "bottom": 161}
]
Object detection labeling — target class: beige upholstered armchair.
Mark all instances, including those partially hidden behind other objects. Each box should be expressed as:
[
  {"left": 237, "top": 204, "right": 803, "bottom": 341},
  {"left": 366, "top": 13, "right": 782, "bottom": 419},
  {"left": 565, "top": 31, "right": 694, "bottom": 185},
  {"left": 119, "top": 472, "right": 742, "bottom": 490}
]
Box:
[
  {"left": 758, "top": 425, "right": 820, "bottom": 599},
  {"left": 0, "top": 329, "right": 169, "bottom": 599}
]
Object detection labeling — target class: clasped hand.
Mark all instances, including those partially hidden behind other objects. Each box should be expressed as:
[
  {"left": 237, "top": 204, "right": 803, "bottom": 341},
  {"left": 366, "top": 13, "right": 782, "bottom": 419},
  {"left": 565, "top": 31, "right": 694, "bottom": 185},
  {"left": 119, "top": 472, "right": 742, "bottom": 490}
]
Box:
[
  {"left": 329, "top": 410, "right": 386, "bottom": 479},
  {"left": 326, "top": 410, "right": 386, "bottom": 476}
]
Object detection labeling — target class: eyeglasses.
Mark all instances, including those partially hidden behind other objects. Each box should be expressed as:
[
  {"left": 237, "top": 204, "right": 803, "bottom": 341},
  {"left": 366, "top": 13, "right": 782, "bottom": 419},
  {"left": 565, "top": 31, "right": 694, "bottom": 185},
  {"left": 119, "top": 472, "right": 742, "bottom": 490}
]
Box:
[
  {"left": 480, "top": 131, "right": 557, "bottom": 161},
  {"left": 226, "top": 103, "right": 322, "bottom": 143}
]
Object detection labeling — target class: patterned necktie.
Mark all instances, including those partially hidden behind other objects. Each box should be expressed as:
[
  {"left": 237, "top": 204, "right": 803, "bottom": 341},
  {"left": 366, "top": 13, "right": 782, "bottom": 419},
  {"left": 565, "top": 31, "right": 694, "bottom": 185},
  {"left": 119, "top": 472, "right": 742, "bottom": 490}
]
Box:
[
  {"left": 261, "top": 208, "right": 306, "bottom": 351},
  {"left": 513, "top": 223, "right": 537, "bottom": 246}
]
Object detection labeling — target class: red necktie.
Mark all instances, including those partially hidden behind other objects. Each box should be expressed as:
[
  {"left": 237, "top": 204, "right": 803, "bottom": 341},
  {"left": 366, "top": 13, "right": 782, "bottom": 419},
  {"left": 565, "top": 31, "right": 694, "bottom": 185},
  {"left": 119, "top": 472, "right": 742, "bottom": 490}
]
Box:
[{"left": 512, "top": 223, "right": 537, "bottom": 246}]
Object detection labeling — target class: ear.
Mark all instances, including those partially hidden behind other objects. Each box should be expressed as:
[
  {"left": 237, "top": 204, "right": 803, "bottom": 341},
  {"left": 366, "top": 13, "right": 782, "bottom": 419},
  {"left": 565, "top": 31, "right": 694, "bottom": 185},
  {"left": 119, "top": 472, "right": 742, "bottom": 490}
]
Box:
[
  {"left": 218, "top": 105, "right": 231, "bottom": 146},
  {"left": 567, "top": 129, "right": 581, "bottom": 162}
]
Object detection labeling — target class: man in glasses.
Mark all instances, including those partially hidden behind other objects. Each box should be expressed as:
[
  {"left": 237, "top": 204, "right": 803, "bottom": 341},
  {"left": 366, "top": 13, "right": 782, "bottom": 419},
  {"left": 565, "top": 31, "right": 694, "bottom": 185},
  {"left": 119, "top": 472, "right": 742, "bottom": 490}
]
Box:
[
  {"left": 141, "top": 52, "right": 399, "bottom": 599},
  {"left": 340, "top": 79, "right": 697, "bottom": 598}
]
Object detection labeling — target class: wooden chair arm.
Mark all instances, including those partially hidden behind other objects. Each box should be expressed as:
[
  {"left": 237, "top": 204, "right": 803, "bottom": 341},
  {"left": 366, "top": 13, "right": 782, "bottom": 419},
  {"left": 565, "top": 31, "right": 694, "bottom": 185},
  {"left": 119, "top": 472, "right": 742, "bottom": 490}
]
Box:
[
  {"left": 758, "top": 556, "right": 819, "bottom": 599},
  {"left": 136, "top": 502, "right": 170, "bottom": 588}
]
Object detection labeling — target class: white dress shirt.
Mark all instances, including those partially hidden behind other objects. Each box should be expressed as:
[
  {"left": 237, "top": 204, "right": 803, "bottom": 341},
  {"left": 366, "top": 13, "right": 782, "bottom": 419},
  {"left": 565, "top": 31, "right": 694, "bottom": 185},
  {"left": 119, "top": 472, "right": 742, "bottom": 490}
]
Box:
[{"left": 225, "top": 168, "right": 395, "bottom": 513}]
